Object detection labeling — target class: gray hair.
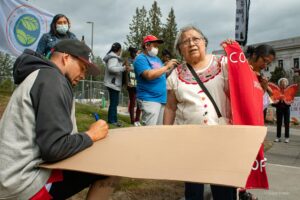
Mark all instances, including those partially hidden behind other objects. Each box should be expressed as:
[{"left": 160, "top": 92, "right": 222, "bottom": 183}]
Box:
[
  {"left": 174, "top": 25, "right": 208, "bottom": 56},
  {"left": 278, "top": 77, "right": 289, "bottom": 85}
]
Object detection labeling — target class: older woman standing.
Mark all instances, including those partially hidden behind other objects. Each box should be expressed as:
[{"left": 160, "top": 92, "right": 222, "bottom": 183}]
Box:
[
  {"left": 273, "top": 78, "right": 293, "bottom": 143},
  {"left": 163, "top": 26, "right": 236, "bottom": 200}
]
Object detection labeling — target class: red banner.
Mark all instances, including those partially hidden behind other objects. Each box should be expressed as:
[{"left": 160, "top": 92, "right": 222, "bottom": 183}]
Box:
[{"left": 225, "top": 42, "right": 269, "bottom": 189}]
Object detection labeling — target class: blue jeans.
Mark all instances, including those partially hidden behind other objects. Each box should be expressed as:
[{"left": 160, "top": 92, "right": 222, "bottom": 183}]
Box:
[
  {"left": 185, "top": 183, "right": 236, "bottom": 200},
  {"left": 107, "top": 87, "right": 119, "bottom": 124}
]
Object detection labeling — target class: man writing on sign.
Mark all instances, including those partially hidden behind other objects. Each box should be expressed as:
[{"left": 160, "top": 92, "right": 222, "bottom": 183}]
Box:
[{"left": 0, "top": 39, "right": 117, "bottom": 199}]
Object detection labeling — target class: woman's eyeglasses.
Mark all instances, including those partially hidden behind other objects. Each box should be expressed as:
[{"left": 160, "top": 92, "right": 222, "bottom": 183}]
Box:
[
  {"left": 262, "top": 57, "right": 272, "bottom": 66},
  {"left": 180, "top": 37, "right": 203, "bottom": 47}
]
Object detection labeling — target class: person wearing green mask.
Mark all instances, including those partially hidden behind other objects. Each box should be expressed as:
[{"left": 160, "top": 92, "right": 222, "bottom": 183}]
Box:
[{"left": 36, "top": 14, "right": 77, "bottom": 57}]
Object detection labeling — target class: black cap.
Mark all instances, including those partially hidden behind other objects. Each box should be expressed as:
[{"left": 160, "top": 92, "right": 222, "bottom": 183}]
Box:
[{"left": 53, "top": 39, "right": 100, "bottom": 76}]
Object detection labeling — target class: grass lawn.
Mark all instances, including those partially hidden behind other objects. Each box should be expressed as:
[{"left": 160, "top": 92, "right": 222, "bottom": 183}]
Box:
[
  {"left": 75, "top": 103, "right": 132, "bottom": 131},
  {"left": 0, "top": 90, "right": 12, "bottom": 118}
]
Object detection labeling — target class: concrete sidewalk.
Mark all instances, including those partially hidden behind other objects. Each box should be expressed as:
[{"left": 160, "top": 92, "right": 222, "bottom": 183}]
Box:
[{"left": 250, "top": 125, "right": 300, "bottom": 200}]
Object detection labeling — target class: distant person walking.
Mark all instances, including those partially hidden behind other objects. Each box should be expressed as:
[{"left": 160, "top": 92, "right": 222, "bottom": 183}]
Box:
[
  {"left": 103, "top": 42, "right": 127, "bottom": 127},
  {"left": 36, "top": 14, "right": 77, "bottom": 57}
]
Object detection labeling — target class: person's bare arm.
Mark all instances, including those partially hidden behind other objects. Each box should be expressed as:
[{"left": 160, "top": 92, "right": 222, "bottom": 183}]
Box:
[
  {"left": 142, "top": 59, "right": 178, "bottom": 80},
  {"left": 163, "top": 90, "right": 178, "bottom": 125}
]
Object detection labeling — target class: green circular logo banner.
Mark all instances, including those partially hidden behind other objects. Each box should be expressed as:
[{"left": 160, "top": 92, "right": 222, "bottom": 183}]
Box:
[
  {"left": 5, "top": 4, "right": 52, "bottom": 56},
  {"left": 14, "top": 14, "right": 40, "bottom": 47}
]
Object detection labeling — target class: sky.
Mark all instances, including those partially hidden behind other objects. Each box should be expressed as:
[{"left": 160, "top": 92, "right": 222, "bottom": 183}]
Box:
[{"left": 28, "top": 0, "right": 300, "bottom": 58}]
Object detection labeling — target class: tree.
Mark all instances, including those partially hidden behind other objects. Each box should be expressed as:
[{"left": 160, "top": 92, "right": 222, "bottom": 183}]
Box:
[
  {"left": 92, "top": 56, "right": 105, "bottom": 81},
  {"left": 0, "top": 51, "right": 14, "bottom": 91},
  {"left": 270, "top": 66, "right": 286, "bottom": 84},
  {"left": 126, "top": 6, "right": 149, "bottom": 49},
  {"left": 148, "top": 1, "right": 162, "bottom": 37},
  {"left": 126, "top": 2, "right": 178, "bottom": 54},
  {"left": 161, "top": 7, "right": 178, "bottom": 56},
  {"left": 139, "top": 6, "right": 149, "bottom": 41},
  {"left": 0, "top": 51, "right": 14, "bottom": 77},
  {"left": 126, "top": 8, "right": 141, "bottom": 48}
]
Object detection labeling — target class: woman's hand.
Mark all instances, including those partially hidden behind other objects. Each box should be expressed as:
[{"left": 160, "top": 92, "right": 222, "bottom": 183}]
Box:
[{"left": 221, "top": 39, "right": 236, "bottom": 49}]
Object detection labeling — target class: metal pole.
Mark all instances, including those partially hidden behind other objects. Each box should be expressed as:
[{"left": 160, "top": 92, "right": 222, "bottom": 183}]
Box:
[
  {"left": 91, "top": 22, "right": 94, "bottom": 52},
  {"left": 86, "top": 21, "right": 94, "bottom": 103},
  {"left": 86, "top": 21, "right": 94, "bottom": 52},
  {"left": 82, "top": 80, "right": 84, "bottom": 103}
]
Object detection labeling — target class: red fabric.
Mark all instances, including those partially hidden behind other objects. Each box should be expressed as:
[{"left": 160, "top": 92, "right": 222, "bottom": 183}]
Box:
[
  {"left": 30, "top": 187, "right": 52, "bottom": 200},
  {"left": 30, "top": 170, "right": 63, "bottom": 200},
  {"left": 225, "top": 42, "right": 269, "bottom": 189}
]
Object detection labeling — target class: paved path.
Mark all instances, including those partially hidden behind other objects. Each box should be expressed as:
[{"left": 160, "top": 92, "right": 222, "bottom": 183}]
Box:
[{"left": 250, "top": 125, "right": 300, "bottom": 200}]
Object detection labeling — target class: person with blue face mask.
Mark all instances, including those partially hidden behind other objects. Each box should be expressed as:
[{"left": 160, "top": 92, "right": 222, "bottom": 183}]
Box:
[
  {"left": 133, "top": 35, "right": 178, "bottom": 126},
  {"left": 36, "top": 14, "right": 77, "bottom": 57}
]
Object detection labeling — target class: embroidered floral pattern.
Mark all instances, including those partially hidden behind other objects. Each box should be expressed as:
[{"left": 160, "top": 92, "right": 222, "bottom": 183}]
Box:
[{"left": 177, "top": 56, "right": 222, "bottom": 84}]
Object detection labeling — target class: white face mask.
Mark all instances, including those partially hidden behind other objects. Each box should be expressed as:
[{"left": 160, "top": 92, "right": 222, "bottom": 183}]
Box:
[
  {"left": 56, "top": 24, "right": 69, "bottom": 34},
  {"left": 148, "top": 47, "right": 158, "bottom": 57}
]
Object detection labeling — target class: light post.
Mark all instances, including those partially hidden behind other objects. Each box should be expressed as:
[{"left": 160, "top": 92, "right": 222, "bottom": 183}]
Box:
[
  {"left": 86, "top": 21, "right": 94, "bottom": 52},
  {"left": 86, "top": 21, "right": 94, "bottom": 102}
]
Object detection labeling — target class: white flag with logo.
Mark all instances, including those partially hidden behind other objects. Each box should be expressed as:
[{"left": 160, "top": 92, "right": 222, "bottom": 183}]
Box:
[
  {"left": 0, "top": 0, "right": 53, "bottom": 57},
  {"left": 235, "top": 0, "right": 250, "bottom": 46}
]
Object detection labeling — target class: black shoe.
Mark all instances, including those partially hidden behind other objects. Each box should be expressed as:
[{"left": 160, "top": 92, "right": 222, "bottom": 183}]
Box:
[
  {"left": 110, "top": 122, "right": 123, "bottom": 127},
  {"left": 239, "top": 191, "right": 258, "bottom": 200}
]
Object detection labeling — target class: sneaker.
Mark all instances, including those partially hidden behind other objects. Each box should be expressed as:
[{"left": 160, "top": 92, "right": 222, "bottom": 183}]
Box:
[
  {"left": 285, "top": 138, "right": 289, "bottom": 143},
  {"left": 110, "top": 122, "right": 123, "bottom": 127},
  {"left": 274, "top": 138, "right": 281, "bottom": 142},
  {"left": 134, "top": 121, "right": 141, "bottom": 126}
]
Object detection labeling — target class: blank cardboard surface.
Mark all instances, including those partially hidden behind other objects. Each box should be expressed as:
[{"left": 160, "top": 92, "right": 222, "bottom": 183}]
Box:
[{"left": 41, "top": 125, "right": 267, "bottom": 188}]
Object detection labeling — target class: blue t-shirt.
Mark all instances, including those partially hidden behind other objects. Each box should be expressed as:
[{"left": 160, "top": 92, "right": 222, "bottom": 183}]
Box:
[{"left": 133, "top": 53, "right": 167, "bottom": 103}]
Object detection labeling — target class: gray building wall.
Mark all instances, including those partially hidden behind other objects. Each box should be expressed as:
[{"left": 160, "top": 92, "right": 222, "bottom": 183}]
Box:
[{"left": 213, "top": 36, "right": 300, "bottom": 82}]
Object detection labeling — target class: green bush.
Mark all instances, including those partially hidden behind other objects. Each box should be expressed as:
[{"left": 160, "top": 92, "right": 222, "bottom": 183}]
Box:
[{"left": 0, "top": 79, "right": 14, "bottom": 92}]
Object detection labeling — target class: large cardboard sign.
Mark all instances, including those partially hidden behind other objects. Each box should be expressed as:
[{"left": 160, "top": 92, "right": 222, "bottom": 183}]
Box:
[{"left": 42, "top": 125, "right": 267, "bottom": 188}]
